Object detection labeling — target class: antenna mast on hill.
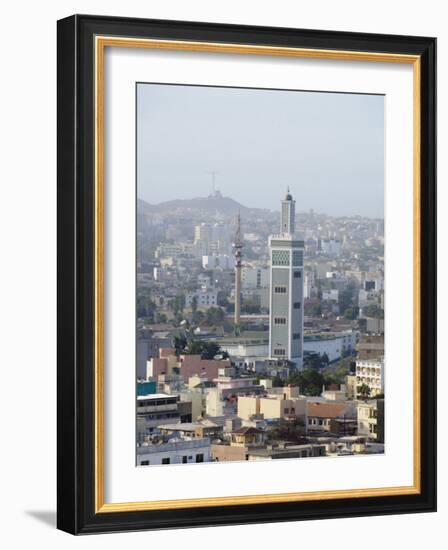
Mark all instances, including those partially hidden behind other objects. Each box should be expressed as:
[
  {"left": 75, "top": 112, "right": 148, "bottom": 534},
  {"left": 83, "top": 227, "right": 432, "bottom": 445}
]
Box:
[{"left": 207, "top": 170, "right": 218, "bottom": 195}]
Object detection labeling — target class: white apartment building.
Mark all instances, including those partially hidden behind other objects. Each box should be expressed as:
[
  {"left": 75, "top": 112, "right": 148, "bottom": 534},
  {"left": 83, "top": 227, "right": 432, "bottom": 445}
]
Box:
[
  {"left": 303, "top": 331, "right": 356, "bottom": 363},
  {"left": 202, "top": 254, "right": 232, "bottom": 270},
  {"left": 137, "top": 438, "right": 211, "bottom": 466},
  {"left": 355, "top": 359, "right": 384, "bottom": 397},
  {"left": 241, "top": 266, "right": 270, "bottom": 289},
  {"left": 322, "top": 289, "right": 339, "bottom": 302},
  {"left": 185, "top": 286, "right": 218, "bottom": 309}
]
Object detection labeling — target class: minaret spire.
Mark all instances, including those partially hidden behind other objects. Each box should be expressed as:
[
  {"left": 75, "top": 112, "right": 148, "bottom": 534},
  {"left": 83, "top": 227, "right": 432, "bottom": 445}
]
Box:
[{"left": 281, "top": 188, "right": 295, "bottom": 235}]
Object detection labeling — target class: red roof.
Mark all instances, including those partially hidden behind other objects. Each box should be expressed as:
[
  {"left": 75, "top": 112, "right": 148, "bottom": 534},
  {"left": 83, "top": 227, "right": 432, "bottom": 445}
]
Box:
[{"left": 307, "top": 402, "right": 349, "bottom": 419}]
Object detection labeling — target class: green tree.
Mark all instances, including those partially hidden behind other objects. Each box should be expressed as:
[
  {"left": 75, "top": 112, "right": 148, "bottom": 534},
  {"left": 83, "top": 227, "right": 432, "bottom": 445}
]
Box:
[
  {"left": 271, "top": 375, "right": 284, "bottom": 388},
  {"left": 192, "top": 310, "right": 205, "bottom": 325},
  {"left": 357, "top": 384, "right": 371, "bottom": 399},
  {"left": 205, "top": 306, "right": 225, "bottom": 326},
  {"left": 191, "top": 296, "right": 198, "bottom": 314},
  {"left": 173, "top": 335, "right": 187, "bottom": 355},
  {"left": 288, "top": 368, "right": 324, "bottom": 396},
  {"left": 363, "top": 304, "right": 384, "bottom": 319},
  {"left": 344, "top": 307, "right": 359, "bottom": 320}
]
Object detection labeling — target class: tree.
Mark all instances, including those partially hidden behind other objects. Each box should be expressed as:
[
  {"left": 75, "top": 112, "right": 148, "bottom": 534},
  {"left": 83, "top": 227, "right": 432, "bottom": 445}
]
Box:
[
  {"left": 200, "top": 341, "right": 221, "bottom": 360},
  {"left": 183, "top": 339, "right": 223, "bottom": 360},
  {"left": 357, "top": 384, "right": 371, "bottom": 399},
  {"left": 205, "top": 306, "right": 225, "bottom": 326},
  {"left": 271, "top": 375, "right": 284, "bottom": 388},
  {"left": 191, "top": 296, "right": 198, "bottom": 314},
  {"left": 344, "top": 307, "right": 359, "bottom": 320},
  {"left": 363, "top": 304, "right": 384, "bottom": 319},
  {"left": 155, "top": 312, "right": 167, "bottom": 324},
  {"left": 339, "top": 283, "right": 356, "bottom": 313},
  {"left": 173, "top": 335, "right": 187, "bottom": 355},
  {"left": 171, "top": 294, "right": 185, "bottom": 316},
  {"left": 287, "top": 368, "right": 324, "bottom": 396}
]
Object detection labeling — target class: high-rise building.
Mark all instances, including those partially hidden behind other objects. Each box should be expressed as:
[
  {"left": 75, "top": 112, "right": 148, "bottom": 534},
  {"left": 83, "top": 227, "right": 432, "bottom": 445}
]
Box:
[{"left": 269, "top": 190, "right": 304, "bottom": 368}]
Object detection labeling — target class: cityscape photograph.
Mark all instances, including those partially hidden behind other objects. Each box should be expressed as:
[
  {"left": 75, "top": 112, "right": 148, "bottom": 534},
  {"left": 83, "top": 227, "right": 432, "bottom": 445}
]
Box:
[{"left": 136, "top": 83, "right": 385, "bottom": 467}]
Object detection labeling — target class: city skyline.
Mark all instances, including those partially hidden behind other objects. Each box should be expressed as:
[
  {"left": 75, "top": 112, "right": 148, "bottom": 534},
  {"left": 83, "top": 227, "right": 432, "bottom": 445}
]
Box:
[
  {"left": 137, "top": 83, "right": 384, "bottom": 218},
  {"left": 137, "top": 190, "right": 385, "bottom": 221},
  {"left": 136, "top": 83, "right": 385, "bottom": 468}
]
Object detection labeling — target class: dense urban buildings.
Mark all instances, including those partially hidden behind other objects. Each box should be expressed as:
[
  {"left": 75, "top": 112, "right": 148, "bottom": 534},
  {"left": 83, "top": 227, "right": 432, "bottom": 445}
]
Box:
[{"left": 136, "top": 189, "right": 385, "bottom": 466}]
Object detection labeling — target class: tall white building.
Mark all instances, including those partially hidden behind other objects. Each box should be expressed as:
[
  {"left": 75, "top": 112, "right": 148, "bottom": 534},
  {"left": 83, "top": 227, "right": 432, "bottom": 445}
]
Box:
[{"left": 268, "top": 190, "right": 304, "bottom": 368}]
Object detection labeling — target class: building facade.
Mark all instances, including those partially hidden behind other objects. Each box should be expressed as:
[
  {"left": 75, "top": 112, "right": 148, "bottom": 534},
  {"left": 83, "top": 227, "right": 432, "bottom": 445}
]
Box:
[
  {"left": 269, "top": 190, "right": 304, "bottom": 367},
  {"left": 355, "top": 359, "right": 384, "bottom": 397}
]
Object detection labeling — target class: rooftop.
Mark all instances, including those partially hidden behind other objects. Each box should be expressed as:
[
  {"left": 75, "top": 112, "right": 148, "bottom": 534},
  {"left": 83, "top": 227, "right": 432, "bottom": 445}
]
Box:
[
  {"left": 137, "top": 393, "right": 174, "bottom": 401},
  {"left": 307, "top": 402, "right": 350, "bottom": 419}
]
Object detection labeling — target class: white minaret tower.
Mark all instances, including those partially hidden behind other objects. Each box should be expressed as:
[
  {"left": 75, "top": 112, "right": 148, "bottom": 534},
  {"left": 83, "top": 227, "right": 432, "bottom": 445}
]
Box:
[
  {"left": 269, "top": 189, "right": 304, "bottom": 368},
  {"left": 233, "top": 211, "right": 243, "bottom": 328}
]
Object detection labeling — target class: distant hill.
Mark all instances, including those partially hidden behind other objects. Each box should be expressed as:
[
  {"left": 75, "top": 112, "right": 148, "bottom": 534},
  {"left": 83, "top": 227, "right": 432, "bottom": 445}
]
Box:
[{"left": 137, "top": 191, "right": 269, "bottom": 218}]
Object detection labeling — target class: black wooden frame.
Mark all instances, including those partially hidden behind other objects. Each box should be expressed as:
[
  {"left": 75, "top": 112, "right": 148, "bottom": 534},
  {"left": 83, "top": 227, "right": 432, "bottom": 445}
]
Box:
[{"left": 57, "top": 14, "right": 436, "bottom": 534}]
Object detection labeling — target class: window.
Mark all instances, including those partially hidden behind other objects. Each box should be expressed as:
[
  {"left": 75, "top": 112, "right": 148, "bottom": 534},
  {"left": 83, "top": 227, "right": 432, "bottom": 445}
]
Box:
[
  {"left": 162, "top": 458, "right": 170, "bottom": 465},
  {"left": 293, "top": 333, "right": 301, "bottom": 340},
  {"left": 196, "top": 454, "right": 204, "bottom": 463},
  {"left": 141, "top": 460, "right": 150, "bottom": 466},
  {"left": 274, "top": 317, "right": 287, "bottom": 325},
  {"left": 274, "top": 348, "right": 286, "bottom": 356},
  {"left": 293, "top": 302, "right": 301, "bottom": 309},
  {"left": 272, "top": 250, "right": 290, "bottom": 266},
  {"left": 292, "top": 251, "right": 303, "bottom": 266},
  {"left": 284, "top": 408, "right": 289, "bottom": 414},
  {"left": 182, "top": 456, "right": 188, "bottom": 463},
  {"left": 294, "top": 271, "right": 302, "bottom": 278},
  {"left": 274, "top": 285, "right": 287, "bottom": 294}
]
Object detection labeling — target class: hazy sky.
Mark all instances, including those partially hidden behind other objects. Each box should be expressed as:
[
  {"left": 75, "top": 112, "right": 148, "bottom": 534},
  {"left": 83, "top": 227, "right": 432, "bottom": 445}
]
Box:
[{"left": 137, "top": 83, "right": 384, "bottom": 218}]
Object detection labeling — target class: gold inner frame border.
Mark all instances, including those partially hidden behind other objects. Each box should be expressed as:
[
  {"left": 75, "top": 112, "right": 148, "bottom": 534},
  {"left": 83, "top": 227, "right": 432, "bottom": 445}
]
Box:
[{"left": 94, "top": 35, "right": 421, "bottom": 513}]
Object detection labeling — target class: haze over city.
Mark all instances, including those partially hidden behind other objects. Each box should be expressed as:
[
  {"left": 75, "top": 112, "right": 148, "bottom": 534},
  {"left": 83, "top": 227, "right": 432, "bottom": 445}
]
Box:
[{"left": 137, "top": 83, "right": 384, "bottom": 218}]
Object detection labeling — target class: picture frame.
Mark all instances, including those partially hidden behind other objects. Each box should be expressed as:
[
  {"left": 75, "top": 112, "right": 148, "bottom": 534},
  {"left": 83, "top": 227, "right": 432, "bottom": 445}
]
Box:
[{"left": 57, "top": 14, "right": 436, "bottom": 534}]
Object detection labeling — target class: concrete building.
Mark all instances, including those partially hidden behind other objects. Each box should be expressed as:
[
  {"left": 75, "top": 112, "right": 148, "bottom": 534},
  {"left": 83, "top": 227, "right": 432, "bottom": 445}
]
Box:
[
  {"left": 158, "top": 421, "right": 223, "bottom": 441},
  {"left": 247, "top": 444, "right": 326, "bottom": 461},
  {"left": 202, "top": 254, "right": 232, "bottom": 270},
  {"left": 355, "top": 359, "right": 384, "bottom": 397},
  {"left": 269, "top": 190, "right": 304, "bottom": 367},
  {"left": 307, "top": 401, "right": 356, "bottom": 433},
  {"left": 357, "top": 334, "right": 384, "bottom": 360},
  {"left": 241, "top": 266, "right": 270, "bottom": 289},
  {"left": 238, "top": 388, "right": 307, "bottom": 422},
  {"left": 185, "top": 286, "right": 218, "bottom": 309},
  {"left": 322, "top": 289, "right": 339, "bottom": 302},
  {"left": 137, "top": 438, "right": 211, "bottom": 466},
  {"left": 357, "top": 399, "right": 384, "bottom": 442},
  {"left": 320, "top": 238, "right": 341, "bottom": 257},
  {"left": 137, "top": 335, "right": 172, "bottom": 379},
  {"left": 303, "top": 331, "right": 356, "bottom": 363},
  {"left": 136, "top": 393, "right": 181, "bottom": 440}
]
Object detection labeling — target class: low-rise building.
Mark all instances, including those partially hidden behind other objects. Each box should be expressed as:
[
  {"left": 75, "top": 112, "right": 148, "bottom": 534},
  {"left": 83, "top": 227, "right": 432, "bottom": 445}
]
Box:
[
  {"left": 247, "top": 443, "right": 326, "bottom": 460},
  {"left": 158, "top": 420, "right": 223, "bottom": 441},
  {"left": 185, "top": 286, "right": 218, "bottom": 309},
  {"left": 357, "top": 399, "right": 384, "bottom": 442},
  {"left": 136, "top": 393, "right": 180, "bottom": 440},
  {"left": 307, "top": 401, "right": 356, "bottom": 433},
  {"left": 303, "top": 331, "right": 356, "bottom": 362},
  {"left": 137, "top": 437, "right": 211, "bottom": 466}
]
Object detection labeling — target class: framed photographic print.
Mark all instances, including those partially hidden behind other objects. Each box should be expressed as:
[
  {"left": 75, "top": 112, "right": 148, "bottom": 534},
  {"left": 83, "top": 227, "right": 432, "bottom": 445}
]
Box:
[{"left": 57, "top": 14, "right": 436, "bottom": 534}]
